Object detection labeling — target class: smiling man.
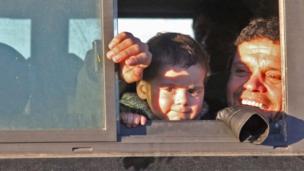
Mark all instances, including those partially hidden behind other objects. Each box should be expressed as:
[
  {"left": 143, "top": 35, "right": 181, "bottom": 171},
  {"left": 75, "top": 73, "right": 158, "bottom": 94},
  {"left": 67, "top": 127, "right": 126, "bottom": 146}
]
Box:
[{"left": 227, "top": 17, "right": 282, "bottom": 119}]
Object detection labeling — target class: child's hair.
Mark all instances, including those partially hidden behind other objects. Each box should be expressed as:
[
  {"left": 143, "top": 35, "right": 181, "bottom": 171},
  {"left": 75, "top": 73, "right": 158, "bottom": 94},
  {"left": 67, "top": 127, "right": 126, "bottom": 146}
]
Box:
[{"left": 143, "top": 32, "right": 210, "bottom": 81}]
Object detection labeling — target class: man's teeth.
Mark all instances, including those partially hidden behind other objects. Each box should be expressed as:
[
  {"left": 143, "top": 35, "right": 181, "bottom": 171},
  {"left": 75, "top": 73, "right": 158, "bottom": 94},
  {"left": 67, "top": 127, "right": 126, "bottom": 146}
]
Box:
[{"left": 241, "top": 99, "right": 265, "bottom": 110}]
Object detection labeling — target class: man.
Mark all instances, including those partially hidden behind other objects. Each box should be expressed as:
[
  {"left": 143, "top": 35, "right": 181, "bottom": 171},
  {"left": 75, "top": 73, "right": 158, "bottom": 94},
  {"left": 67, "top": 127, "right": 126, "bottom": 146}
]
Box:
[{"left": 226, "top": 17, "right": 282, "bottom": 119}]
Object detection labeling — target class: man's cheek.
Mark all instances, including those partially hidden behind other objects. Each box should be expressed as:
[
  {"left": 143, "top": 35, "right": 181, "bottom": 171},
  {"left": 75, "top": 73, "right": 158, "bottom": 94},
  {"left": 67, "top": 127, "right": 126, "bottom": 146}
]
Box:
[
  {"left": 228, "top": 87, "right": 241, "bottom": 106},
  {"left": 226, "top": 85, "right": 236, "bottom": 104},
  {"left": 228, "top": 79, "right": 244, "bottom": 95},
  {"left": 269, "top": 87, "right": 283, "bottom": 111}
]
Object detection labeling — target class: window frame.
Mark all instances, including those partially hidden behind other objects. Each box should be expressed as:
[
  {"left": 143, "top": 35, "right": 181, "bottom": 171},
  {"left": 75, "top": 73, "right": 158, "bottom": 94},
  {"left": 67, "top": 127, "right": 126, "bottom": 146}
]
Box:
[
  {"left": 113, "top": 0, "right": 304, "bottom": 154},
  {"left": 0, "top": 0, "right": 117, "bottom": 143},
  {"left": 279, "top": 0, "right": 304, "bottom": 148},
  {"left": 1, "top": 0, "right": 304, "bottom": 157},
  {"left": 281, "top": 0, "right": 304, "bottom": 117}
]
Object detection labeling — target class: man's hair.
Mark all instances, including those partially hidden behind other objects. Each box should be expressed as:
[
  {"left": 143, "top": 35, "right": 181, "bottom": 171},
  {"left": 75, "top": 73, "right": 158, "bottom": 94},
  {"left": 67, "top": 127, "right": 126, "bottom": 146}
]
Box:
[
  {"left": 235, "top": 17, "right": 279, "bottom": 46},
  {"left": 143, "top": 32, "right": 209, "bottom": 81}
]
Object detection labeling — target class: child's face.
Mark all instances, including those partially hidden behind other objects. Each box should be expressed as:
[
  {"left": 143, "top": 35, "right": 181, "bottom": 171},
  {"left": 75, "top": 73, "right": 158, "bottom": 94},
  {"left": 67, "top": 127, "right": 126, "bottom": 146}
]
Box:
[{"left": 144, "top": 64, "right": 206, "bottom": 120}]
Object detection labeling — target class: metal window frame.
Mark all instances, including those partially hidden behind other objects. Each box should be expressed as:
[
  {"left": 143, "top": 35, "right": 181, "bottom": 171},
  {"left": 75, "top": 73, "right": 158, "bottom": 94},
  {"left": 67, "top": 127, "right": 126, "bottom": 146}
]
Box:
[
  {"left": 1, "top": 0, "right": 304, "bottom": 157},
  {"left": 282, "top": 0, "right": 304, "bottom": 117},
  {"left": 0, "top": 0, "right": 117, "bottom": 143},
  {"left": 279, "top": 0, "right": 304, "bottom": 147}
]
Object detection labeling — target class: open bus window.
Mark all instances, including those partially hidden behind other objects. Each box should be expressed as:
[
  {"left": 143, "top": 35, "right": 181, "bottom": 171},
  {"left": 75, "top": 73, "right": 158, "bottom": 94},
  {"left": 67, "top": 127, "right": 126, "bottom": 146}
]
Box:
[{"left": 116, "top": 0, "right": 304, "bottom": 147}]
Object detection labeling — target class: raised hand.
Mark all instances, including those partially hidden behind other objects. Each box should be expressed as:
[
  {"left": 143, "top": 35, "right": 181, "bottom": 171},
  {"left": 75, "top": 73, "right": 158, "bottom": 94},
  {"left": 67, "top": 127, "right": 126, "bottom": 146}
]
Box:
[{"left": 106, "top": 32, "right": 152, "bottom": 83}]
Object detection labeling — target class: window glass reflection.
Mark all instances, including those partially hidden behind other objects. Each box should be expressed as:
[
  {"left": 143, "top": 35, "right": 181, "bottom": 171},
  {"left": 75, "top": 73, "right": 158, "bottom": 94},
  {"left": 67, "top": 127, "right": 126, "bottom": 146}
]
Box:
[
  {"left": 69, "top": 19, "right": 101, "bottom": 60},
  {"left": 0, "top": 0, "right": 104, "bottom": 130},
  {"left": 0, "top": 19, "right": 31, "bottom": 59}
]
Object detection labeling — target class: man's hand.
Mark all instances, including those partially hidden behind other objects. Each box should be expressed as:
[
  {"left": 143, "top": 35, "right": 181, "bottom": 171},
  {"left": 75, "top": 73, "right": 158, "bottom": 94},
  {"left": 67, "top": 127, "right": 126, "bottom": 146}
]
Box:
[
  {"left": 106, "top": 32, "right": 152, "bottom": 83},
  {"left": 121, "top": 112, "right": 148, "bottom": 128}
]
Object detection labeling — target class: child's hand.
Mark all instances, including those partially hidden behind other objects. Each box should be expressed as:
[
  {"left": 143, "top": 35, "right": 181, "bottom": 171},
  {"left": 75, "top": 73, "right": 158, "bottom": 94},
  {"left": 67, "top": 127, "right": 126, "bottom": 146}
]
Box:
[
  {"left": 106, "top": 32, "right": 152, "bottom": 83},
  {"left": 121, "top": 112, "right": 148, "bottom": 128}
]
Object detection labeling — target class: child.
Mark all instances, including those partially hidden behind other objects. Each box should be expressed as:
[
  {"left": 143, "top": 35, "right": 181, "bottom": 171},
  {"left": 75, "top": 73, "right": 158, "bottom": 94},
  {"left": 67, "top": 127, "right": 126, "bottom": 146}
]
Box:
[{"left": 120, "top": 32, "right": 209, "bottom": 127}]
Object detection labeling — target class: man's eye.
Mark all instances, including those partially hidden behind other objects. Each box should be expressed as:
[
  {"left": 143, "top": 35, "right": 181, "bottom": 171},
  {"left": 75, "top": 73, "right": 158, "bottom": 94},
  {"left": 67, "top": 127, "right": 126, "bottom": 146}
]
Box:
[
  {"left": 266, "top": 71, "right": 281, "bottom": 82},
  {"left": 233, "top": 67, "right": 249, "bottom": 77}
]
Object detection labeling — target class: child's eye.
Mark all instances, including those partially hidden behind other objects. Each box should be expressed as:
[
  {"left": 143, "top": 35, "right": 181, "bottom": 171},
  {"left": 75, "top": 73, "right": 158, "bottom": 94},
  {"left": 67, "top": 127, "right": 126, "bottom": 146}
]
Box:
[
  {"left": 162, "top": 86, "right": 174, "bottom": 92},
  {"left": 188, "top": 88, "right": 203, "bottom": 96}
]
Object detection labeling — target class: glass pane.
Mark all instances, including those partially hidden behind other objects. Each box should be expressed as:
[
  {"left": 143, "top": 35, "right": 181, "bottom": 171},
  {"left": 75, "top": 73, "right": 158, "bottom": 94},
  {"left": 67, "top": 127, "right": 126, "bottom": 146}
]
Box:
[{"left": 0, "top": 0, "right": 105, "bottom": 129}]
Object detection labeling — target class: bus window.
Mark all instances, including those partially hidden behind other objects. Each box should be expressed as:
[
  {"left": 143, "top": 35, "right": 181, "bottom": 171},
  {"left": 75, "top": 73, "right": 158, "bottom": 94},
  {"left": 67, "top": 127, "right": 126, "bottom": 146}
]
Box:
[
  {"left": 116, "top": 0, "right": 299, "bottom": 147},
  {"left": 0, "top": 0, "right": 116, "bottom": 142}
]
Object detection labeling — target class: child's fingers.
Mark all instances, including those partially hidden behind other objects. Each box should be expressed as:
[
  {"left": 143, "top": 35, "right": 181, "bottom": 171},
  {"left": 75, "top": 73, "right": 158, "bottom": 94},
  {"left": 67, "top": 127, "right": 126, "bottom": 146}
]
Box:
[
  {"left": 140, "top": 115, "right": 147, "bottom": 126},
  {"left": 131, "top": 114, "right": 141, "bottom": 127},
  {"left": 126, "top": 113, "right": 135, "bottom": 128},
  {"left": 120, "top": 113, "right": 147, "bottom": 127},
  {"left": 130, "top": 115, "right": 148, "bottom": 127},
  {"left": 121, "top": 112, "right": 129, "bottom": 126},
  {"left": 121, "top": 112, "right": 135, "bottom": 128}
]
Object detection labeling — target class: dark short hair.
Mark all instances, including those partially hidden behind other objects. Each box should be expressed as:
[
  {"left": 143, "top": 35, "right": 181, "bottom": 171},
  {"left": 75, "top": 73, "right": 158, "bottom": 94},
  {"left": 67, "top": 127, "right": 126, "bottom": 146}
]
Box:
[
  {"left": 143, "top": 32, "right": 209, "bottom": 81},
  {"left": 235, "top": 17, "right": 279, "bottom": 46}
]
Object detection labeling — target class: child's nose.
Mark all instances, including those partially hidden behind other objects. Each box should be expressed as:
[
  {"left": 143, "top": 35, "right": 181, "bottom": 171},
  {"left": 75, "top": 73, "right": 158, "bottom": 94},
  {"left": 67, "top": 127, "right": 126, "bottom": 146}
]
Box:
[{"left": 174, "top": 90, "right": 188, "bottom": 105}]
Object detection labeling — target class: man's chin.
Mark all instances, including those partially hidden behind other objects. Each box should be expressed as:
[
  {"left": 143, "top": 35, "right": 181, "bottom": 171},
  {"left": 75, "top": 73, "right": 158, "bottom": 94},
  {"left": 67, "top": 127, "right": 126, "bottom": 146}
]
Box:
[{"left": 239, "top": 104, "right": 282, "bottom": 119}]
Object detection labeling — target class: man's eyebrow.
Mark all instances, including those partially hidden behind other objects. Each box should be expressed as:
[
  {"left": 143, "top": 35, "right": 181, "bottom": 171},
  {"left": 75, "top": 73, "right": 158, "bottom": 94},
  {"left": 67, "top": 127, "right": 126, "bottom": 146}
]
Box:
[
  {"left": 189, "top": 85, "right": 204, "bottom": 89},
  {"left": 259, "top": 59, "right": 281, "bottom": 71},
  {"left": 264, "top": 66, "right": 281, "bottom": 71},
  {"left": 232, "top": 61, "right": 246, "bottom": 66}
]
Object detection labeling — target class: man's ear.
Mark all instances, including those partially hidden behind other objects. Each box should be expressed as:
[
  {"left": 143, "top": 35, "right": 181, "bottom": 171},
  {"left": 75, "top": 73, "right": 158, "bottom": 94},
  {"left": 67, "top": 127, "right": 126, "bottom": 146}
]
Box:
[{"left": 136, "top": 80, "right": 149, "bottom": 100}]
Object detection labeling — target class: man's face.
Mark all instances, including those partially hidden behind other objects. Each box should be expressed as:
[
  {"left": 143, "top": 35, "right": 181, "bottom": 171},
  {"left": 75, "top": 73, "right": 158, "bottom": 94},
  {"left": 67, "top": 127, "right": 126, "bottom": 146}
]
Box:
[
  {"left": 227, "top": 38, "right": 282, "bottom": 118},
  {"left": 145, "top": 64, "right": 206, "bottom": 120}
]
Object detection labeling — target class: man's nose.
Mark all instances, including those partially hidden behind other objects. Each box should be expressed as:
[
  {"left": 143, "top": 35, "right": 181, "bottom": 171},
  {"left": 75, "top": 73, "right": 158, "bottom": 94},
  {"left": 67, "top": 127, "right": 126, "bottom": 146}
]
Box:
[
  {"left": 243, "top": 73, "right": 267, "bottom": 92},
  {"left": 174, "top": 90, "right": 188, "bottom": 105}
]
